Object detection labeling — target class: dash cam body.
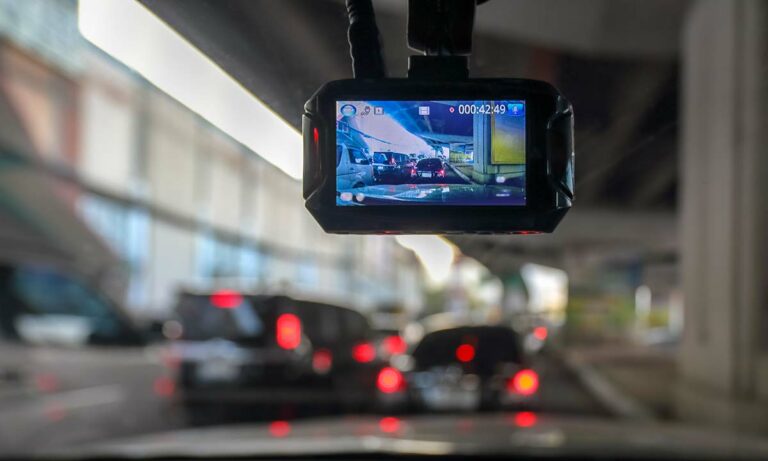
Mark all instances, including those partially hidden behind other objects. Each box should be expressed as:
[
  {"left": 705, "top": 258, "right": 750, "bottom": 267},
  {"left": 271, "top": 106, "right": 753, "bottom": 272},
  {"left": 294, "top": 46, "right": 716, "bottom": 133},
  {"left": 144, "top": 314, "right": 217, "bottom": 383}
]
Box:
[{"left": 303, "top": 78, "right": 573, "bottom": 234}]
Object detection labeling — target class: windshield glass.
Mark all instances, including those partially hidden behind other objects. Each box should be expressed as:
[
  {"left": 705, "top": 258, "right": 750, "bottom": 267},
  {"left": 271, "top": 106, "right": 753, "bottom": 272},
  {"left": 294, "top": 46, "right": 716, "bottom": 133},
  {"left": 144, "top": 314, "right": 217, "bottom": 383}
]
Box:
[{"left": 0, "top": 0, "right": 766, "bottom": 459}]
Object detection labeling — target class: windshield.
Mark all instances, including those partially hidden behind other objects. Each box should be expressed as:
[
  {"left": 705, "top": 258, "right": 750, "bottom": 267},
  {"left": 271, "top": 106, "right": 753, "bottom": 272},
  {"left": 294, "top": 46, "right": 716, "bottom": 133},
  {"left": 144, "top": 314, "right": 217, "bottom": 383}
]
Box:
[{"left": 0, "top": 0, "right": 766, "bottom": 459}]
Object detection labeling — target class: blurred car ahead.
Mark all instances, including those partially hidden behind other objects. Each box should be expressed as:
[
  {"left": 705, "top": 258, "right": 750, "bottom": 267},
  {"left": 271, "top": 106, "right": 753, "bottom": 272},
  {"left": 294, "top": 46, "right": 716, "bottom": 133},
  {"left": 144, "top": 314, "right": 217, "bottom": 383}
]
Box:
[
  {"left": 415, "top": 158, "right": 446, "bottom": 180},
  {"left": 171, "top": 291, "right": 395, "bottom": 419},
  {"left": 335, "top": 143, "right": 374, "bottom": 190},
  {"left": 0, "top": 262, "right": 173, "bottom": 453},
  {"left": 372, "top": 152, "right": 417, "bottom": 184},
  {"left": 405, "top": 325, "right": 538, "bottom": 412}
]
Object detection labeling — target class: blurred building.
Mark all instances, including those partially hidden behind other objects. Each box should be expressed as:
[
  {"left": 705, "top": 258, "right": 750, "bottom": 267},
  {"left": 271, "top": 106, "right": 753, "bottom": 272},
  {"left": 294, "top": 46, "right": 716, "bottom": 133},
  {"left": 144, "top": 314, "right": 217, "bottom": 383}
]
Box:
[{"left": 0, "top": 0, "right": 424, "bottom": 316}]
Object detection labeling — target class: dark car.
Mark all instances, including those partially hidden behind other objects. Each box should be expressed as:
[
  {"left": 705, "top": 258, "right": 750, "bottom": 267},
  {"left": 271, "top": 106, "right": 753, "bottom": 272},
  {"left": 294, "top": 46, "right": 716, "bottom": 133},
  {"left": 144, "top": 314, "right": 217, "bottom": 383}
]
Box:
[
  {"left": 415, "top": 158, "right": 446, "bottom": 180},
  {"left": 405, "top": 325, "right": 538, "bottom": 412},
  {"left": 0, "top": 262, "right": 172, "bottom": 453},
  {"left": 171, "top": 291, "right": 390, "bottom": 418},
  {"left": 372, "top": 152, "right": 417, "bottom": 183}
]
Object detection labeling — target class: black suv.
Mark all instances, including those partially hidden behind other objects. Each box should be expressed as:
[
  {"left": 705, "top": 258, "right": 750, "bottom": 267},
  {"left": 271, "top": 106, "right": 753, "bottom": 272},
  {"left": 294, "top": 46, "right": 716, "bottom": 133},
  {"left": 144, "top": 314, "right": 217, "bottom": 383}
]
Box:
[
  {"left": 171, "top": 291, "right": 388, "bottom": 418},
  {"left": 372, "top": 152, "right": 417, "bottom": 183}
]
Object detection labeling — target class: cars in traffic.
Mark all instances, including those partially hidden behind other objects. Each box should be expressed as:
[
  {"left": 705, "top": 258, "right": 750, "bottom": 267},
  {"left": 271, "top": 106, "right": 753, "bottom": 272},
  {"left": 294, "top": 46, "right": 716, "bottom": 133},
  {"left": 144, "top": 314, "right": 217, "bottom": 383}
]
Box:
[
  {"left": 404, "top": 325, "right": 538, "bottom": 412},
  {"left": 170, "top": 291, "right": 394, "bottom": 419},
  {"left": 372, "top": 152, "right": 417, "bottom": 184},
  {"left": 336, "top": 143, "right": 374, "bottom": 190},
  {"left": 415, "top": 158, "right": 446, "bottom": 180}
]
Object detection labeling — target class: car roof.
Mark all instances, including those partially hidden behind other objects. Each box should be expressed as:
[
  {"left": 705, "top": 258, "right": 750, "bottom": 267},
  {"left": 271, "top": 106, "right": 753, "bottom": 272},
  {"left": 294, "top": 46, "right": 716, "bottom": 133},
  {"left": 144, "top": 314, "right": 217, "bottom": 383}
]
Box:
[{"left": 177, "top": 290, "right": 363, "bottom": 317}]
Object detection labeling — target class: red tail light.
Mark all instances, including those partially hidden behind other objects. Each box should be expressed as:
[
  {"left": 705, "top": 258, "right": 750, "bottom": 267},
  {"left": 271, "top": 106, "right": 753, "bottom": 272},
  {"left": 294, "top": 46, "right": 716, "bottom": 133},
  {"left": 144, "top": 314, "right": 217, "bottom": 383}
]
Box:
[
  {"left": 352, "top": 342, "right": 376, "bottom": 363},
  {"left": 438, "top": 169, "right": 445, "bottom": 176},
  {"left": 382, "top": 335, "right": 407, "bottom": 355},
  {"left": 377, "top": 367, "right": 404, "bottom": 394},
  {"left": 276, "top": 313, "right": 301, "bottom": 350},
  {"left": 210, "top": 290, "right": 242, "bottom": 309},
  {"left": 456, "top": 344, "right": 475, "bottom": 363},
  {"left": 533, "top": 326, "right": 548, "bottom": 341},
  {"left": 508, "top": 369, "right": 539, "bottom": 396}
]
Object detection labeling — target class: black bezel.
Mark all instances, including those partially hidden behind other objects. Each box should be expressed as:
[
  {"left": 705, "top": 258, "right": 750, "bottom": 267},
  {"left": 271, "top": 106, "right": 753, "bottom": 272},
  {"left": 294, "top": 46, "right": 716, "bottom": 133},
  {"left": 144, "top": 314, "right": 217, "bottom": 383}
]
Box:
[{"left": 303, "top": 79, "right": 572, "bottom": 234}]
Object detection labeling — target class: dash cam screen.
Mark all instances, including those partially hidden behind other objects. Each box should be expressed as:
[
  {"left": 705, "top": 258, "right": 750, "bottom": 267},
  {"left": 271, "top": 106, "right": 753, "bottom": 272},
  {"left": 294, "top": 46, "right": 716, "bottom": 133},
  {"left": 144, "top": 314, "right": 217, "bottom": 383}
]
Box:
[{"left": 335, "top": 100, "right": 526, "bottom": 206}]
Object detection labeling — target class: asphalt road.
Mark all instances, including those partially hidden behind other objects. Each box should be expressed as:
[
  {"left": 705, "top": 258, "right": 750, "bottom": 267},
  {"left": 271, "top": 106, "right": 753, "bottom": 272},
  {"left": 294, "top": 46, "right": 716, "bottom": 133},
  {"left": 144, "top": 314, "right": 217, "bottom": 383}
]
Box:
[
  {"left": 0, "top": 346, "right": 610, "bottom": 454},
  {"left": 531, "top": 350, "right": 611, "bottom": 417},
  {"left": 419, "top": 163, "right": 469, "bottom": 185}
]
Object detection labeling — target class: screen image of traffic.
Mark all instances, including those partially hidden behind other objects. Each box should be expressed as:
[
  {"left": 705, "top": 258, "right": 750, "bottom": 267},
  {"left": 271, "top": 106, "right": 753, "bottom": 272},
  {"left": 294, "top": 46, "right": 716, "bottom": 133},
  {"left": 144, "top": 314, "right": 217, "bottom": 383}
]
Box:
[{"left": 336, "top": 100, "right": 526, "bottom": 205}]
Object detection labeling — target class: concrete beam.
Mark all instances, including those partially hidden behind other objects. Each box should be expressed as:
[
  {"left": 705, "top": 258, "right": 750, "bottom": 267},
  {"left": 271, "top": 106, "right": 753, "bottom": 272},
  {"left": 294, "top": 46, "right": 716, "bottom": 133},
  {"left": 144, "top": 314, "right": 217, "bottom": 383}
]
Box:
[{"left": 449, "top": 207, "right": 676, "bottom": 275}]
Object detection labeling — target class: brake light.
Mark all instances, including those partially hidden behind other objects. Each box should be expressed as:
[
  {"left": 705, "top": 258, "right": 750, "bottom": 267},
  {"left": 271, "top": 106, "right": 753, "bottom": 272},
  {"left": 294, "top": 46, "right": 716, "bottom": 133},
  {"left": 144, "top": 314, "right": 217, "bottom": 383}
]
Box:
[
  {"left": 210, "top": 290, "right": 242, "bottom": 309},
  {"left": 533, "top": 326, "right": 548, "bottom": 341},
  {"left": 456, "top": 344, "right": 475, "bottom": 363},
  {"left": 509, "top": 369, "right": 539, "bottom": 396},
  {"left": 276, "top": 313, "right": 301, "bottom": 350},
  {"left": 352, "top": 342, "right": 376, "bottom": 363},
  {"left": 438, "top": 169, "right": 445, "bottom": 176},
  {"left": 382, "top": 335, "right": 407, "bottom": 355},
  {"left": 377, "top": 367, "right": 404, "bottom": 394}
]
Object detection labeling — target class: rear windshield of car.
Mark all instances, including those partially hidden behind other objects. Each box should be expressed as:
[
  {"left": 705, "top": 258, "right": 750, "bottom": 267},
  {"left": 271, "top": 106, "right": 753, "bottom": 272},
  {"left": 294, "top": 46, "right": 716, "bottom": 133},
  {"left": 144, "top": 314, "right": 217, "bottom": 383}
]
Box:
[
  {"left": 175, "top": 293, "right": 264, "bottom": 341},
  {"left": 417, "top": 158, "right": 442, "bottom": 169},
  {"left": 412, "top": 326, "right": 522, "bottom": 372},
  {"left": 373, "top": 153, "right": 388, "bottom": 164},
  {"left": 392, "top": 153, "right": 409, "bottom": 163}
]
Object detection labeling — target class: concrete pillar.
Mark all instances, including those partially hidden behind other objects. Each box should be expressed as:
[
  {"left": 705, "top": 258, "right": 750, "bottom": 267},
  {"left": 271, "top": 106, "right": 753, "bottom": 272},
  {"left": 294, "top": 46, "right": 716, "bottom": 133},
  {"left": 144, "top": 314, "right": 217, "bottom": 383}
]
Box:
[{"left": 678, "top": 0, "right": 768, "bottom": 431}]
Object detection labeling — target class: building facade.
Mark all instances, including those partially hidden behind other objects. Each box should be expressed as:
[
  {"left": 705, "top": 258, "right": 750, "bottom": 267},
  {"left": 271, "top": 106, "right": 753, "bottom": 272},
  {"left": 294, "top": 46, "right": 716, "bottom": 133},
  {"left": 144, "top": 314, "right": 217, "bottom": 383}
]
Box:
[{"left": 0, "top": 0, "right": 424, "bottom": 317}]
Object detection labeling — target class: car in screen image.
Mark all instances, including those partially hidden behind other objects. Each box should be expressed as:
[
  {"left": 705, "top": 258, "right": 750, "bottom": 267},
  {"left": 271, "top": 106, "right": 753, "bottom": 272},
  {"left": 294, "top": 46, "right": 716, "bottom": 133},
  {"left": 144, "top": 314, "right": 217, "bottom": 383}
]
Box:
[
  {"left": 405, "top": 325, "right": 538, "bottom": 412},
  {"left": 372, "top": 152, "right": 417, "bottom": 184},
  {"left": 415, "top": 158, "right": 446, "bottom": 181},
  {"left": 170, "top": 291, "right": 393, "bottom": 421},
  {"left": 336, "top": 144, "right": 374, "bottom": 190}
]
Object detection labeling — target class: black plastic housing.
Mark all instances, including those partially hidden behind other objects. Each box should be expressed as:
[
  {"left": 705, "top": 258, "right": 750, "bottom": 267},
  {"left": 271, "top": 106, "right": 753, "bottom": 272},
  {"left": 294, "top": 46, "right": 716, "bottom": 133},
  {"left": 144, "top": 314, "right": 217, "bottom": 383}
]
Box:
[{"left": 303, "top": 78, "right": 573, "bottom": 234}]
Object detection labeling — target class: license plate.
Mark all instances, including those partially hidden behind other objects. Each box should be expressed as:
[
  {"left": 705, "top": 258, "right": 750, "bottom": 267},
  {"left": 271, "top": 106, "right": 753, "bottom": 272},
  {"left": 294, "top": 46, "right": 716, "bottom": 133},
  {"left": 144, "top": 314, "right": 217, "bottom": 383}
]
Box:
[
  {"left": 420, "top": 172, "right": 431, "bottom": 177},
  {"left": 422, "top": 386, "right": 480, "bottom": 411},
  {"left": 197, "top": 359, "right": 239, "bottom": 382}
]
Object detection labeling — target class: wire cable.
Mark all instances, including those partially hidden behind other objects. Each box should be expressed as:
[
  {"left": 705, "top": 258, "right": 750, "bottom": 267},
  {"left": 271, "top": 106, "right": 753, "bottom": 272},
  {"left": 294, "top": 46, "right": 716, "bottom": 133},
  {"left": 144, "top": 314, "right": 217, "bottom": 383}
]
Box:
[{"left": 346, "top": 0, "right": 386, "bottom": 78}]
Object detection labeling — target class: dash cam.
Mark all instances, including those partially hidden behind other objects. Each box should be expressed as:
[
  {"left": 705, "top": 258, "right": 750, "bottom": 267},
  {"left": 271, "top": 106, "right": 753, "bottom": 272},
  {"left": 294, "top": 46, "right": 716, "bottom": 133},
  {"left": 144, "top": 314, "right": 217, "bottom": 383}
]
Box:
[
  {"left": 302, "top": 0, "right": 573, "bottom": 234},
  {"left": 303, "top": 78, "right": 573, "bottom": 234}
]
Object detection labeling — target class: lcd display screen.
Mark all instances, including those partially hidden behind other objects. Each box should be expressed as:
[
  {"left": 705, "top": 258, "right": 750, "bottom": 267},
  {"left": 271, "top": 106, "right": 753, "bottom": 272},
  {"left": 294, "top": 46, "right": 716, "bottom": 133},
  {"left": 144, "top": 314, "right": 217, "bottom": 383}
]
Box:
[{"left": 336, "top": 100, "right": 526, "bottom": 206}]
